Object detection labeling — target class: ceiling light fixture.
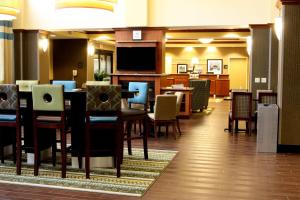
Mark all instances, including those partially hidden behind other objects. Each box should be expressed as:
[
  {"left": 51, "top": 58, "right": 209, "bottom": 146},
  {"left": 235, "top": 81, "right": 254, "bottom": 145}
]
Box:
[
  {"left": 0, "top": 0, "right": 20, "bottom": 20},
  {"left": 198, "top": 38, "right": 213, "bottom": 44},
  {"left": 55, "top": 0, "right": 118, "bottom": 12}
]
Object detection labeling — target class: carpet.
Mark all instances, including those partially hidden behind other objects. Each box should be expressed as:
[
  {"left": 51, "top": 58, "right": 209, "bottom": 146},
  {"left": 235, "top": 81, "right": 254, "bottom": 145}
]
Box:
[{"left": 0, "top": 148, "right": 177, "bottom": 197}]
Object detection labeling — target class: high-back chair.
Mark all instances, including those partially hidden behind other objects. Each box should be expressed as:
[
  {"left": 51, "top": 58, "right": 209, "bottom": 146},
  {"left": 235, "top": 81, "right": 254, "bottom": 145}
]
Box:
[
  {"left": 148, "top": 95, "right": 177, "bottom": 139},
  {"left": 16, "top": 80, "right": 39, "bottom": 92},
  {"left": 174, "top": 91, "right": 184, "bottom": 135},
  {"left": 52, "top": 80, "right": 76, "bottom": 92},
  {"left": 85, "top": 85, "right": 123, "bottom": 178},
  {"left": 258, "top": 92, "right": 277, "bottom": 104},
  {"left": 189, "top": 79, "right": 210, "bottom": 112},
  {"left": 32, "top": 84, "right": 67, "bottom": 178},
  {"left": 122, "top": 82, "right": 149, "bottom": 159},
  {"left": 0, "top": 84, "right": 22, "bottom": 175},
  {"left": 86, "top": 81, "right": 110, "bottom": 86},
  {"left": 228, "top": 92, "right": 252, "bottom": 135}
]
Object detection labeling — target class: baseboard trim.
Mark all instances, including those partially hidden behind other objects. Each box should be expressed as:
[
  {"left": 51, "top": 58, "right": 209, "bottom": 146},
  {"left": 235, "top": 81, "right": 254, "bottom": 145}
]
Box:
[{"left": 277, "top": 145, "right": 300, "bottom": 153}]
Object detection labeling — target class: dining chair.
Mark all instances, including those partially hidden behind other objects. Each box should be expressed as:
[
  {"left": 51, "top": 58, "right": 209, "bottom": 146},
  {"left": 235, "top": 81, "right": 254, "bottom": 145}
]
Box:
[
  {"left": 16, "top": 80, "right": 39, "bottom": 92},
  {"left": 86, "top": 81, "right": 110, "bottom": 86},
  {"left": 174, "top": 91, "right": 184, "bottom": 135},
  {"left": 85, "top": 85, "right": 123, "bottom": 178},
  {"left": 189, "top": 79, "right": 210, "bottom": 112},
  {"left": 122, "top": 82, "right": 149, "bottom": 159},
  {"left": 32, "top": 84, "right": 67, "bottom": 178},
  {"left": 258, "top": 92, "right": 277, "bottom": 104},
  {"left": 52, "top": 80, "right": 76, "bottom": 92},
  {"left": 148, "top": 95, "right": 177, "bottom": 139},
  {"left": 0, "top": 84, "right": 22, "bottom": 175},
  {"left": 228, "top": 92, "right": 252, "bottom": 135}
]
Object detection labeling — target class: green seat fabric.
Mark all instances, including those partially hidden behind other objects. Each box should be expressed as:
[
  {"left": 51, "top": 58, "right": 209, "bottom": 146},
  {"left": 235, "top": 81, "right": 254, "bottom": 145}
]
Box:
[
  {"left": 16, "top": 80, "right": 39, "bottom": 92},
  {"left": 32, "top": 85, "right": 64, "bottom": 111}
]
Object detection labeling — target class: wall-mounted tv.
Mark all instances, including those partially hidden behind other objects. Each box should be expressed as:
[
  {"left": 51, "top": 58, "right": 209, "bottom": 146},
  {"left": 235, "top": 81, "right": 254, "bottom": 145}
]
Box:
[{"left": 117, "top": 47, "right": 156, "bottom": 71}]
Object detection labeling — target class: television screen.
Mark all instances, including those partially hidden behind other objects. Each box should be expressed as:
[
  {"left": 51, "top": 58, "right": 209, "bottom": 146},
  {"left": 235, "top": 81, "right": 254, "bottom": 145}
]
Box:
[{"left": 117, "top": 47, "right": 156, "bottom": 71}]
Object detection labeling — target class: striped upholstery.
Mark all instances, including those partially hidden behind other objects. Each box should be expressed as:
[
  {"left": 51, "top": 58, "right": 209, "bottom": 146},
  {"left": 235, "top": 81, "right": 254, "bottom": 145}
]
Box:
[
  {"left": 86, "top": 85, "right": 121, "bottom": 112},
  {"left": 259, "top": 93, "right": 277, "bottom": 104},
  {"left": 232, "top": 92, "right": 252, "bottom": 119},
  {"left": 189, "top": 79, "right": 210, "bottom": 111},
  {"left": 0, "top": 84, "right": 18, "bottom": 110}
]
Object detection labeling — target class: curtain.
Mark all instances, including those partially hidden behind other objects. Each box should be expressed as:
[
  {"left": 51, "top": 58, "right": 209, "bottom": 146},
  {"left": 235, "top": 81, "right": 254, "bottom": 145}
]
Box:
[{"left": 0, "top": 21, "right": 14, "bottom": 84}]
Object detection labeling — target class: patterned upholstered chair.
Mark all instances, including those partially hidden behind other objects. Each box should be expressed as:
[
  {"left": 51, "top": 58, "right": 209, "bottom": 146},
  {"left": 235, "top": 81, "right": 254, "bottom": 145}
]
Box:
[
  {"left": 32, "top": 85, "right": 67, "bottom": 178},
  {"left": 86, "top": 81, "right": 110, "bottom": 86},
  {"left": 228, "top": 92, "right": 252, "bottom": 135},
  {"left": 85, "top": 85, "right": 123, "bottom": 178},
  {"left": 52, "top": 80, "right": 76, "bottom": 92},
  {"left": 174, "top": 91, "right": 184, "bottom": 135},
  {"left": 0, "top": 84, "right": 22, "bottom": 175},
  {"left": 16, "top": 80, "right": 39, "bottom": 92},
  {"left": 148, "top": 95, "right": 177, "bottom": 139},
  {"left": 189, "top": 79, "right": 210, "bottom": 112},
  {"left": 122, "top": 82, "right": 149, "bottom": 159}
]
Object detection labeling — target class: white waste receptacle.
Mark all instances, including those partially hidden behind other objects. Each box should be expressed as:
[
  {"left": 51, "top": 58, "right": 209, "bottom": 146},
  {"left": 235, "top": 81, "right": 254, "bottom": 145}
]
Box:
[{"left": 257, "top": 104, "right": 278, "bottom": 153}]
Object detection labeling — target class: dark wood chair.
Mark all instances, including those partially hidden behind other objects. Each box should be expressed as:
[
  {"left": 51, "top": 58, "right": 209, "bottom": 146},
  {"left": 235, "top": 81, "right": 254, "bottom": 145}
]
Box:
[
  {"left": 258, "top": 92, "right": 277, "bottom": 104},
  {"left": 85, "top": 85, "right": 123, "bottom": 178},
  {"left": 228, "top": 92, "right": 252, "bottom": 135},
  {"left": 0, "top": 84, "right": 22, "bottom": 175},
  {"left": 32, "top": 84, "right": 67, "bottom": 178},
  {"left": 122, "top": 82, "right": 149, "bottom": 159}
]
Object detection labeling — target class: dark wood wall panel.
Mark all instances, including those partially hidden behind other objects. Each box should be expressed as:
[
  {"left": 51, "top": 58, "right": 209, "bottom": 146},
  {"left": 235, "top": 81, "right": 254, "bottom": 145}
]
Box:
[
  {"left": 53, "top": 39, "right": 88, "bottom": 87},
  {"left": 270, "top": 27, "right": 279, "bottom": 92},
  {"left": 279, "top": 5, "right": 300, "bottom": 145}
]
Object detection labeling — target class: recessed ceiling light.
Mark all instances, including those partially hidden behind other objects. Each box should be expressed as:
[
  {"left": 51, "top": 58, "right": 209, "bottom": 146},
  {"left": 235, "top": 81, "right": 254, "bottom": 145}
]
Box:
[{"left": 198, "top": 38, "right": 213, "bottom": 44}]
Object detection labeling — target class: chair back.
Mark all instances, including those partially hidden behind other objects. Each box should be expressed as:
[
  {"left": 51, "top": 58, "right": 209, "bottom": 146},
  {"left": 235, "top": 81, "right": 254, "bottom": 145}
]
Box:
[
  {"left": 154, "top": 95, "right": 177, "bottom": 120},
  {"left": 174, "top": 91, "right": 184, "bottom": 115},
  {"left": 258, "top": 92, "right": 277, "bottom": 104},
  {"left": 0, "top": 84, "right": 19, "bottom": 110},
  {"left": 52, "top": 80, "right": 76, "bottom": 92},
  {"left": 86, "top": 81, "right": 110, "bottom": 86},
  {"left": 16, "top": 80, "right": 39, "bottom": 91},
  {"left": 32, "top": 85, "right": 64, "bottom": 111},
  {"left": 127, "top": 82, "right": 148, "bottom": 108},
  {"left": 232, "top": 92, "right": 252, "bottom": 120},
  {"left": 189, "top": 79, "right": 210, "bottom": 110},
  {"left": 86, "top": 85, "right": 121, "bottom": 112}
]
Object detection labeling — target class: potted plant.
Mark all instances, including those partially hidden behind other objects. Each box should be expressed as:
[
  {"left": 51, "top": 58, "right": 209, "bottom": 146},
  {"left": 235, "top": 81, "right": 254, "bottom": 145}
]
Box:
[{"left": 94, "top": 70, "right": 109, "bottom": 81}]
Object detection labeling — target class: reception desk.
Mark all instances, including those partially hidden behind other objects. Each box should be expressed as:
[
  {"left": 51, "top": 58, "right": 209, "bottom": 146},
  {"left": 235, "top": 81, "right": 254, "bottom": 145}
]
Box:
[{"left": 199, "top": 74, "right": 230, "bottom": 96}]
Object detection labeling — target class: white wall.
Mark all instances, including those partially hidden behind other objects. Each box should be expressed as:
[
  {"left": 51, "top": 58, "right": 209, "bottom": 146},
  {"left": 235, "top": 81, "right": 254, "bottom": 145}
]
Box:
[{"left": 13, "top": 0, "right": 279, "bottom": 30}]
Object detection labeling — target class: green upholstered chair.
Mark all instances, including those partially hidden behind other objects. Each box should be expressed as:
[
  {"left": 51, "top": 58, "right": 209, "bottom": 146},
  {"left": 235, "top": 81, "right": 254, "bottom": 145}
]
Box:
[
  {"left": 148, "top": 95, "right": 177, "bottom": 139},
  {"left": 189, "top": 79, "right": 210, "bottom": 112},
  {"left": 85, "top": 85, "right": 123, "bottom": 178},
  {"left": 16, "top": 80, "right": 39, "bottom": 92},
  {"left": 0, "top": 84, "right": 22, "bottom": 175},
  {"left": 32, "top": 84, "right": 67, "bottom": 178}
]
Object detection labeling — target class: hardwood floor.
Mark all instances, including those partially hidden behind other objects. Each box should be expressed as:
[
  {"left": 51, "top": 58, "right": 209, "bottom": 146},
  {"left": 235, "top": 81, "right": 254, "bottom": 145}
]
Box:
[{"left": 1, "top": 100, "right": 300, "bottom": 200}]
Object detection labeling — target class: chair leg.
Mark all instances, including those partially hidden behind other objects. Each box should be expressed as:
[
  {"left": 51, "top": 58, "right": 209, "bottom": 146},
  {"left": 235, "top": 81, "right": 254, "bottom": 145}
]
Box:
[
  {"left": 16, "top": 125, "right": 22, "bottom": 175},
  {"left": 85, "top": 126, "right": 90, "bottom": 179},
  {"left": 60, "top": 128, "right": 67, "bottom": 178},
  {"left": 0, "top": 146, "right": 4, "bottom": 163},
  {"left": 143, "top": 117, "right": 148, "bottom": 160},
  {"left": 78, "top": 156, "right": 82, "bottom": 169},
  {"left": 33, "top": 127, "right": 39, "bottom": 176},
  {"left": 176, "top": 118, "right": 181, "bottom": 135},
  {"left": 126, "top": 121, "right": 132, "bottom": 155},
  {"left": 172, "top": 121, "right": 177, "bottom": 140},
  {"left": 248, "top": 120, "right": 252, "bottom": 136},
  {"left": 52, "top": 137, "right": 57, "bottom": 167},
  {"left": 234, "top": 120, "right": 239, "bottom": 133},
  {"left": 154, "top": 122, "right": 158, "bottom": 139}
]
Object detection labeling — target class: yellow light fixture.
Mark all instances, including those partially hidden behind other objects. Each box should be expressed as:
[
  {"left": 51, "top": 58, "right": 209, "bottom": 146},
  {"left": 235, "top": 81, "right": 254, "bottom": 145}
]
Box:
[
  {"left": 246, "top": 36, "right": 252, "bottom": 55},
  {"left": 88, "top": 42, "right": 95, "bottom": 56},
  {"left": 39, "top": 38, "right": 49, "bottom": 52},
  {"left": 198, "top": 38, "right": 213, "bottom": 44},
  {"left": 275, "top": 16, "right": 283, "bottom": 40},
  {"left": 0, "top": 0, "right": 20, "bottom": 20},
  {"left": 55, "top": 0, "right": 118, "bottom": 12}
]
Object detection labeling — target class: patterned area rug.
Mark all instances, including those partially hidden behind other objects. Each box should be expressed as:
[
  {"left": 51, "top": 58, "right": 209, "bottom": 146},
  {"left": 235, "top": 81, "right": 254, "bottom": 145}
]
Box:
[{"left": 0, "top": 148, "right": 177, "bottom": 197}]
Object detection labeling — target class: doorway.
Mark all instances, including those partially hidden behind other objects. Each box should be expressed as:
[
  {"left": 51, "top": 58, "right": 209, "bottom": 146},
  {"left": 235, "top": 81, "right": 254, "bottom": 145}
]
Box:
[
  {"left": 93, "top": 50, "right": 113, "bottom": 75},
  {"left": 228, "top": 58, "right": 249, "bottom": 90}
]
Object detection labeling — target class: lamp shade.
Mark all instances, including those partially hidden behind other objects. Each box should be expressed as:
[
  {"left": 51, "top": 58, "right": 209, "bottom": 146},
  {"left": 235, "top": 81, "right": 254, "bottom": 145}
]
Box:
[
  {"left": 55, "top": 0, "right": 118, "bottom": 12},
  {"left": 0, "top": 0, "right": 19, "bottom": 20}
]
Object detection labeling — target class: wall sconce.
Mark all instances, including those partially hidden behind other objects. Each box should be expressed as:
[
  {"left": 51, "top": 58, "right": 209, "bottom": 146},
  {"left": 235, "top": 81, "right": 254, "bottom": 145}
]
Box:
[
  {"left": 246, "top": 36, "right": 252, "bottom": 55},
  {"left": 0, "top": 0, "right": 20, "bottom": 20},
  {"left": 39, "top": 38, "right": 49, "bottom": 52},
  {"left": 87, "top": 43, "right": 95, "bottom": 56},
  {"left": 275, "top": 16, "right": 283, "bottom": 40}
]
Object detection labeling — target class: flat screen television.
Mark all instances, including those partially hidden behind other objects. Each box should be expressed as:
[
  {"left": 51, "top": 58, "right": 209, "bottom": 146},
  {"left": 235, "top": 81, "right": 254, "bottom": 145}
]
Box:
[{"left": 117, "top": 47, "right": 156, "bottom": 71}]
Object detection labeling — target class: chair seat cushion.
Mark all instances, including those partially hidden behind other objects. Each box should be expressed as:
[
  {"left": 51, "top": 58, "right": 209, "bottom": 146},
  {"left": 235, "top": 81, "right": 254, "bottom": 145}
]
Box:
[
  {"left": 122, "top": 108, "right": 146, "bottom": 116},
  {"left": 0, "top": 114, "right": 16, "bottom": 121},
  {"left": 147, "top": 113, "right": 155, "bottom": 120},
  {"left": 36, "top": 116, "right": 62, "bottom": 122},
  {"left": 90, "top": 116, "right": 118, "bottom": 123}
]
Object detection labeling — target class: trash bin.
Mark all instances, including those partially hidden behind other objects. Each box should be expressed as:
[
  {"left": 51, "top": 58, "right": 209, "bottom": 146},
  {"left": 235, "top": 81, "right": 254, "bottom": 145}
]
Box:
[{"left": 257, "top": 104, "right": 278, "bottom": 153}]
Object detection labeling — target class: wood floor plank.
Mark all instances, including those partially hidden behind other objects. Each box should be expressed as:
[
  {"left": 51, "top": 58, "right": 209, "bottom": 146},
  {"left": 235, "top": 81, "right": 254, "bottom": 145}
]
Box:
[{"left": 1, "top": 100, "right": 300, "bottom": 200}]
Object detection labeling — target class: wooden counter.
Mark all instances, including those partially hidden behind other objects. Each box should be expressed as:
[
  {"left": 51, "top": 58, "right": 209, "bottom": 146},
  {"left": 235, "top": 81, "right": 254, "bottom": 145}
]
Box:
[{"left": 198, "top": 74, "right": 230, "bottom": 96}]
